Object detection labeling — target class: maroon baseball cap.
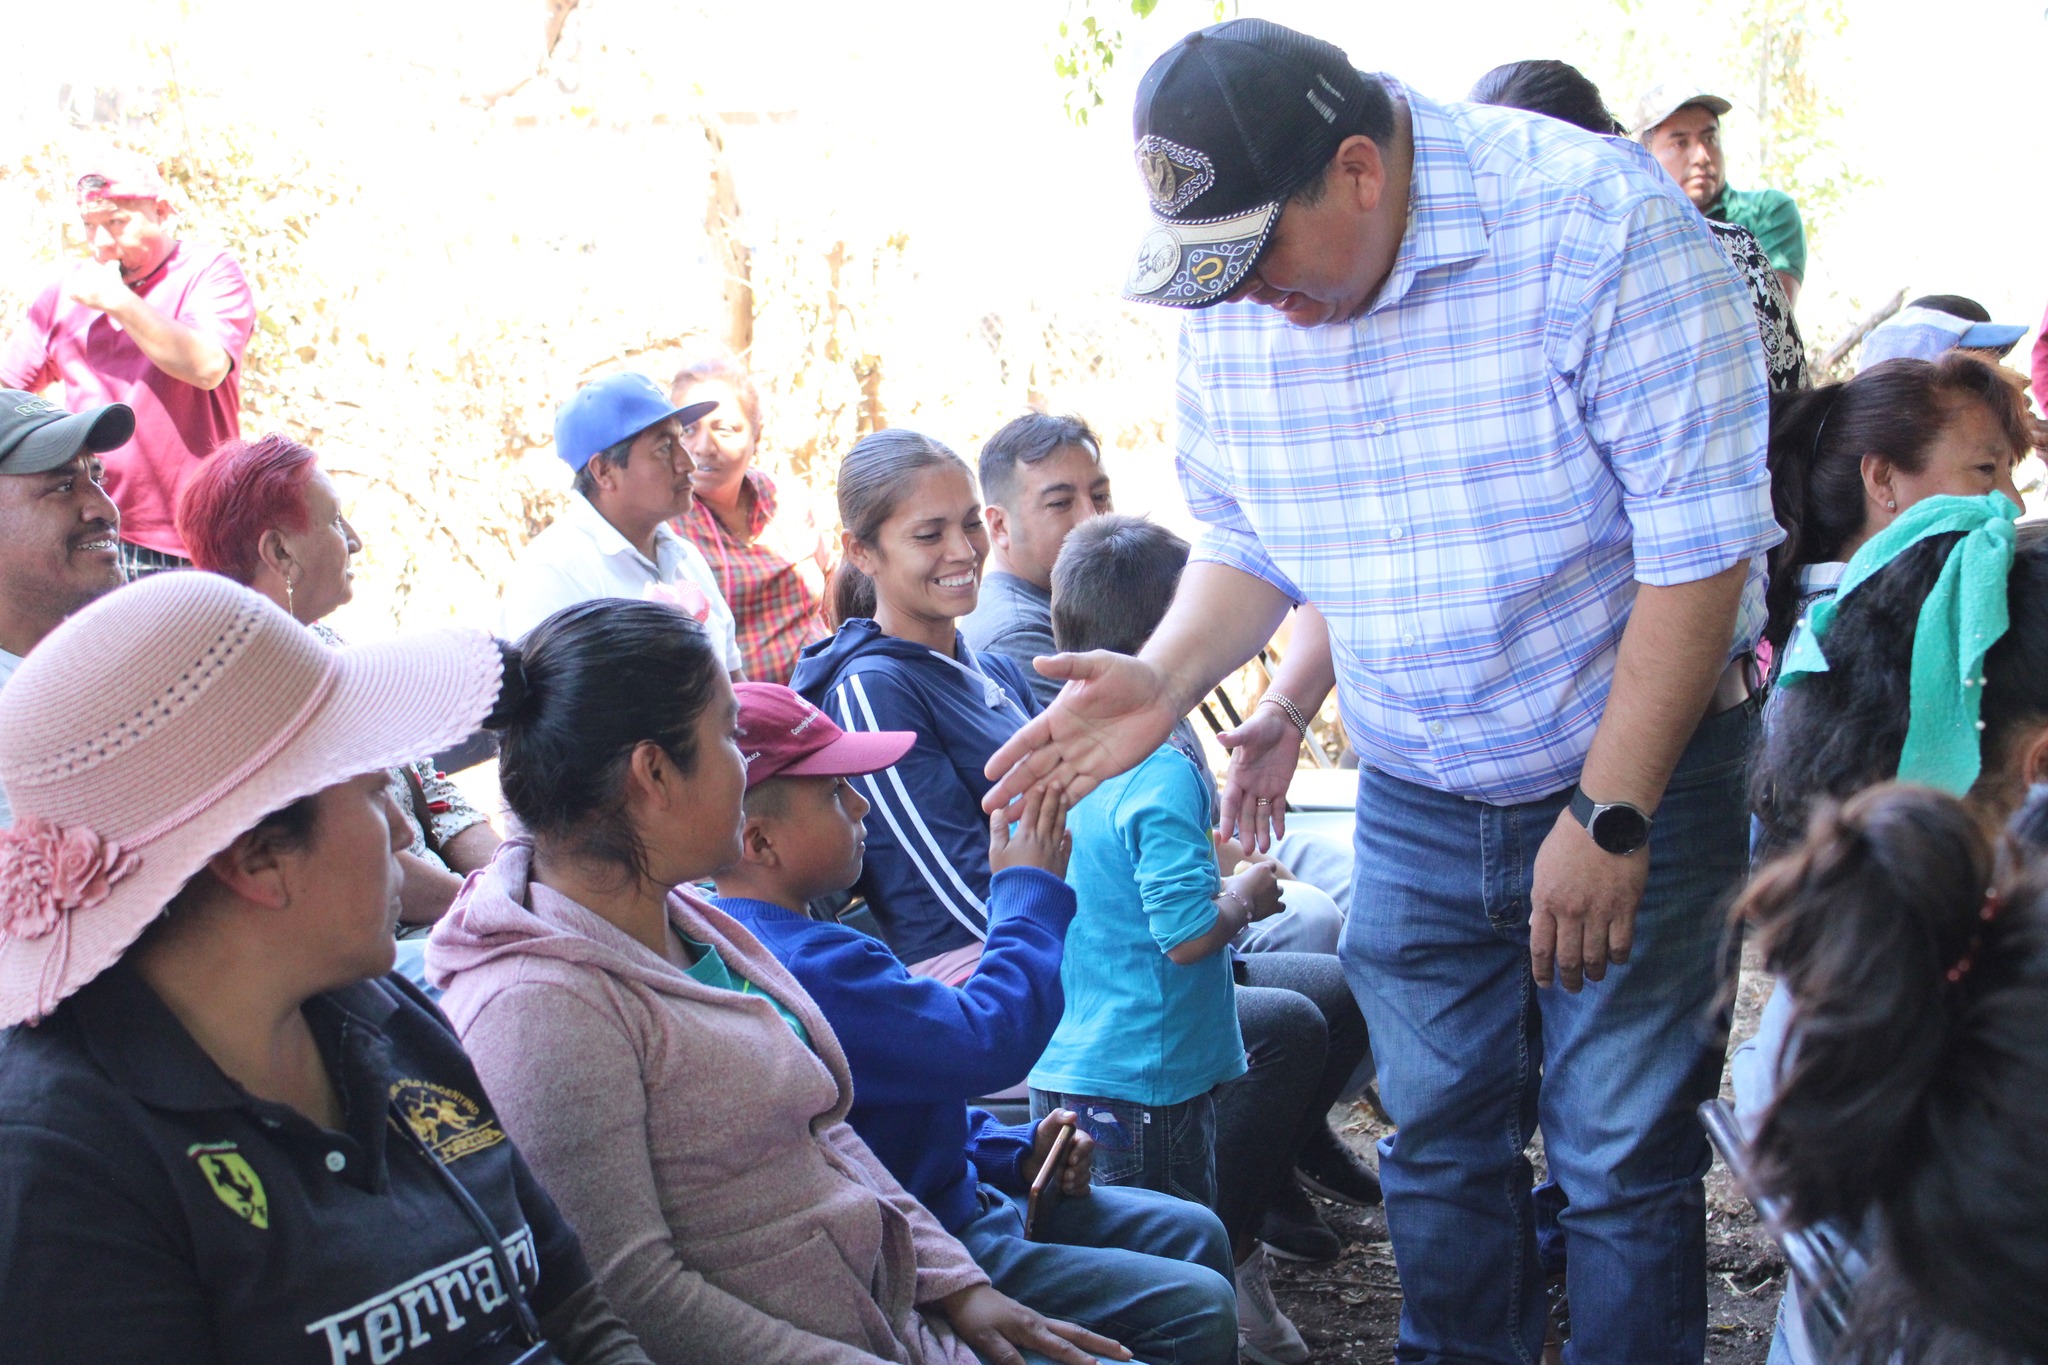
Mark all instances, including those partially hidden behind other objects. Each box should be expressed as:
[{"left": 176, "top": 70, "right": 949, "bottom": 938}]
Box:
[
  {"left": 734, "top": 683, "right": 914, "bottom": 788},
  {"left": 74, "top": 154, "right": 170, "bottom": 205}
]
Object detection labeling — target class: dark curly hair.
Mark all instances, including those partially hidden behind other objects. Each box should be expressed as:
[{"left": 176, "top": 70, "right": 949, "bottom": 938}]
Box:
[{"left": 1736, "top": 783, "right": 2048, "bottom": 1364}]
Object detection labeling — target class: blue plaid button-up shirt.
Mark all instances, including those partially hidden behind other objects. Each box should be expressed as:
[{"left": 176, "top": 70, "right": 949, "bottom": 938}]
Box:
[{"left": 1178, "top": 86, "right": 1781, "bottom": 804}]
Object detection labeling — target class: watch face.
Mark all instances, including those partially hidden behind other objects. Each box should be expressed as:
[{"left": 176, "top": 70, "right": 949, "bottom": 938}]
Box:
[{"left": 1589, "top": 803, "right": 1651, "bottom": 855}]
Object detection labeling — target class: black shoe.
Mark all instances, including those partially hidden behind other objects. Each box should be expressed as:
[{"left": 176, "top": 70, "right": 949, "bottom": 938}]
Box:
[
  {"left": 1258, "top": 1179, "right": 1343, "bottom": 1263},
  {"left": 1295, "top": 1125, "right": 1384, "bottom": 1208}
]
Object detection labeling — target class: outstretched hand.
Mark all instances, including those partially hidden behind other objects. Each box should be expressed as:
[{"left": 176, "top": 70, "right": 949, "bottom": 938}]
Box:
[
  {"left": 1217, "top": 703, "right": 1302, "bottom": 853},
  {"left": 982, "top": 651, "right": 1182, "bottom": 818}
]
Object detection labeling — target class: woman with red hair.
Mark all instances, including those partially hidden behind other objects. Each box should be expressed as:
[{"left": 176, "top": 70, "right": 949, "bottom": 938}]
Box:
[{"left": 178, "top": 434, "right": 500, "bottom": 927}]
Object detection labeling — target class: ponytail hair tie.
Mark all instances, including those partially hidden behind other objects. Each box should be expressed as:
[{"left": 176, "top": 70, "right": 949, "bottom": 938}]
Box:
[
  {"left": 485, "top": 638, "right": 536, "bottom": 730},
  {"left": 1808, "top": 389, "right": 1838, "bottom": 464},
  {"left": 1945, "top": 886, "right": 2002, "bottom": 985}
]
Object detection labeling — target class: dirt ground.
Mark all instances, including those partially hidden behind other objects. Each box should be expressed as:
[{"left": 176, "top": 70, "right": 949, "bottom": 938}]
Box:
[{"left": 1269, "top": 946, "right": 1786, "bottom": 1363}]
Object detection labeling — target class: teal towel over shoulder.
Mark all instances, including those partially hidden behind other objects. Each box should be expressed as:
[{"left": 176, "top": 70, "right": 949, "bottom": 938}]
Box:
[{"left": 1779, "top": 492, "right": 2019, "bottom": 796}]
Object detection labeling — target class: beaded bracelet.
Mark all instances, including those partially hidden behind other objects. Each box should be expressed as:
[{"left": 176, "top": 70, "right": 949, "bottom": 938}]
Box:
[{"left": 1260, "top": 691, "right": 1311, "bottom": 741}]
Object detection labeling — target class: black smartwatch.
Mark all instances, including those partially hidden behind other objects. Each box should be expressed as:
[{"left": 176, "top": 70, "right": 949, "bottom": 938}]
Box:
[{"left": 1568, "top": 787, "right": 1652, "bottom": 856}]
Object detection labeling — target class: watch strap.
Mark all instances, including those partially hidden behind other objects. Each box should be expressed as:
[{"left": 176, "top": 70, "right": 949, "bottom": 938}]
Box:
[{"left": 1568, "top": 785, "right": 1651, "bottom": 855}]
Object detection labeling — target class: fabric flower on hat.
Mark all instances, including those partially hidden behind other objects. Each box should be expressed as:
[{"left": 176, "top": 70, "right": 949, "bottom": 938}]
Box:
[{"left": 0, "top": 816, "right": 141, "bottom": 941}]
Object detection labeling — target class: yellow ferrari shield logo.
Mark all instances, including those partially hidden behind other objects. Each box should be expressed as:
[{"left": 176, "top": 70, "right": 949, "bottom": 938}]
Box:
[{"left": 188, "top": 1142, "right": 269, "bottom": 1229}]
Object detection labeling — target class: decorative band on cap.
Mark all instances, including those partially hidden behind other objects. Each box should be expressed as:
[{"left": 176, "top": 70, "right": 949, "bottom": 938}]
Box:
[
  {"left": 1136, "top": 136, "right": 1216, "bottom": 215},
  {"left": 1124, "top": 203, "right": 1278, "bottom": 308}
]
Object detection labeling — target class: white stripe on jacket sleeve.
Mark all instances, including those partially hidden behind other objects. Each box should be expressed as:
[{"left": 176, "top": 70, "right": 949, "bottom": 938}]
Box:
[{"left": 831, "top": 676, "right": 989, "bottom": 940}]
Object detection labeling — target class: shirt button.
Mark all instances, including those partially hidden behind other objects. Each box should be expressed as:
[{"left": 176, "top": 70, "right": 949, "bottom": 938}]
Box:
[
  {"left": 325, "top": 1151, "right": 347, "bottom": 1173},
  {"left": 1402, "top": 633, "right": 1417, "bottom": 647},
  {"left": 1389, "top": 525, "right": 1405, "bottom": 540},
  {"left": 1429, "top": 721, "right": 1447, "bottom": 737}
]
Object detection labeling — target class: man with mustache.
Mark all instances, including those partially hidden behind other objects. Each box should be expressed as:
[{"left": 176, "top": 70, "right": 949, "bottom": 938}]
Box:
[
  {"left": 498, "top": 372, "right": 743, "bottom": 678},
  {"left": 0, "top": 157, "right": 254, "bottom": 576},
  {"left": 1632, "top": 85, "right": 1808, "bottom": 309},
  {"left": 0, "top": 390, "right": 135, "bottom": 826}
]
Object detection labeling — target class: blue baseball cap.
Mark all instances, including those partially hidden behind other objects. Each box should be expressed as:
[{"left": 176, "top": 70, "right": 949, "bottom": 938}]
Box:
[
  {"left": 552, "top": 372, "right": 718, "bottom": 474},
  {"left": 1860, "top": 306, "right": 2029, "bottom": 368}
]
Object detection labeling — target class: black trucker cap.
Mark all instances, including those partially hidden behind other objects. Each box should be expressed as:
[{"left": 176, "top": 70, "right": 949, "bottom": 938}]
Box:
[{"left": 1124, "top": 19, "right": 1374, "bottom": 308}]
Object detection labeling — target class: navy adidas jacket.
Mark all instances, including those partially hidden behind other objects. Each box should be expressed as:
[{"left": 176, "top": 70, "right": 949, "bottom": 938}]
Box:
[
  {"left": 716, "top": 866, "right": 1074, "bottom": 1233},
  {"left": 790, "top": 620, "right": 1042, "bottom": 964}
]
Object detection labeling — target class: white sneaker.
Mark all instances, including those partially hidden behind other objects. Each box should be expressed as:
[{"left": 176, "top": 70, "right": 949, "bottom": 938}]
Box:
[{"left": 1234, "top": 1242, "right": 1310, "bottom": 1365}]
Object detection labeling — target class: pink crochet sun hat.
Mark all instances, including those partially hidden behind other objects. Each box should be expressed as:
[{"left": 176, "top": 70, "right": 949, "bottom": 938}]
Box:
[{"left": 0, "top": 572, "right": 504, "bottom": 1027}]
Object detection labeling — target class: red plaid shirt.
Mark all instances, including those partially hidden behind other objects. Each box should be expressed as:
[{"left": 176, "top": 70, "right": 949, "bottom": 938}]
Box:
[{"left": 673, "top": 470, "right": 833, "bottom": 684}]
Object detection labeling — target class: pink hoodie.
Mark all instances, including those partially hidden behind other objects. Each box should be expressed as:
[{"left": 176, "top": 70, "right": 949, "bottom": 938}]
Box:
[{"left": 426, "top": 840, "right": 986, "bottom": 1365}]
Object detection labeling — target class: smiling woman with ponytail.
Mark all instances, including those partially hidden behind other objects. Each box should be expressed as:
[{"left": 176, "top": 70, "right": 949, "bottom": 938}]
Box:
[{"left": 1735, "top": 783, "right": 2048, "bottom": 1364}]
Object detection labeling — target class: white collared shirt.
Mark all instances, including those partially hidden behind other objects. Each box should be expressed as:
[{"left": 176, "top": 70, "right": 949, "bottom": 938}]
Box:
[{"left": 497, "top": 494, "right": 743, "bottom": 672}]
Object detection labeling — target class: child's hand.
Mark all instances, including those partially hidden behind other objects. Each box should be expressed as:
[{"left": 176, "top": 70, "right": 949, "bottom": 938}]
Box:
[
  {"left": 1213, "top": 831, "right": 1294, "bottom": 880},
  {"left": 990, "top": 783, "right": 1073, "bottom": 878},
  {"left": 1025, "top": 1110, "right": 1095, "bottom": 1196},
  {"left": 1224, "top": 861, "right": 1285, "bottom": 922}
]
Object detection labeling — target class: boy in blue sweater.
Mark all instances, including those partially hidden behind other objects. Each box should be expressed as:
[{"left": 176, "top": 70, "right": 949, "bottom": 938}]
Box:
[{"left": 715, "top": 682, "right": 1238, "bottom": 1365}]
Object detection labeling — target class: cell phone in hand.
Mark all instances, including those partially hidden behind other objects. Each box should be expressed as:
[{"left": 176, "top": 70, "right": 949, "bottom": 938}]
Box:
[{"left": 1025, "top": 1119, "right": 1076, "bottom": 1242}]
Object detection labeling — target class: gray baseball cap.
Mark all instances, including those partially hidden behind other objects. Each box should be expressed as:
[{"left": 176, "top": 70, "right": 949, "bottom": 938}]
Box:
[
  {"left": 0, "top": 392, "right": 135, "bottom": 475},
  {"left": 1630, "top": 84, "right": 1732, "bottom": 136}
]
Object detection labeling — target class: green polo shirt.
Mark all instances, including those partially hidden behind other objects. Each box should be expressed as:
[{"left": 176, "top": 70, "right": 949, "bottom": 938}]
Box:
[{"left": 1706, "top": 185, "right": 1806, "bottom": 284}]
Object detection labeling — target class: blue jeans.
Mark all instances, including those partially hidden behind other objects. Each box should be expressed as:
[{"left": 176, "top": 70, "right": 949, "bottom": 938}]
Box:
[
  {"left": 1028, "top": 1089, "right": 1218, "bottom": 1213},
  {"left": 953, "top": 1182, "right": 1238, "bottom": 1365},
  {"left": 1343, "top": 702, "right": 1755, "bottom": 1364}
]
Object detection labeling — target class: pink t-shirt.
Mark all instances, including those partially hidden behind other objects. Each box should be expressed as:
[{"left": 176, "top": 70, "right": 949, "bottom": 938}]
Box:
[
  {"left": 0, "top": 242, "right": 255, "bottom": 555},
  {"left": 2032, "top": 300, "right": 2047, "bottom": 409}
]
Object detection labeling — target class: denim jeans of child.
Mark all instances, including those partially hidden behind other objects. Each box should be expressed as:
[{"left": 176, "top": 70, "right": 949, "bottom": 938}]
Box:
[
  {"left": 1033, "top": 950, "right": 1367, "bottom": 1254},
  {"left": 1028, "top": 1088, "right": 1219, "bottom": 1213},
  {"left": 952, "top": 1182, "right": 1238, "bottom": 1365},
  {"left": 1343, "top": 702, "right": 1756, "bottom": 1364}
]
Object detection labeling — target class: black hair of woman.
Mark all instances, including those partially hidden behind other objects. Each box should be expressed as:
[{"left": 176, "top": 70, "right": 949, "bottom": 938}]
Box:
[
  {"left": 1753, "top": 523, "right": 2048, "bottom": 847},
  {"left": 1735, "top": 782, "right": 2048, "bottom": 1364},
  {"left": 1467, "top": 59, "right": 1624, "bottom": 135},
  {"left": 1760, "top": 353, "right": 2035, "bottom": 657},
  {"left": 488, "top": 599, "right": 723, "bottom": 882}
]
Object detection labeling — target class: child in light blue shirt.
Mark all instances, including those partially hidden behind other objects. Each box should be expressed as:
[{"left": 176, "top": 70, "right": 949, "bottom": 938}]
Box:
[{"left": 1029, "top": 515, "right": 1347, "bottom": 1365}]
